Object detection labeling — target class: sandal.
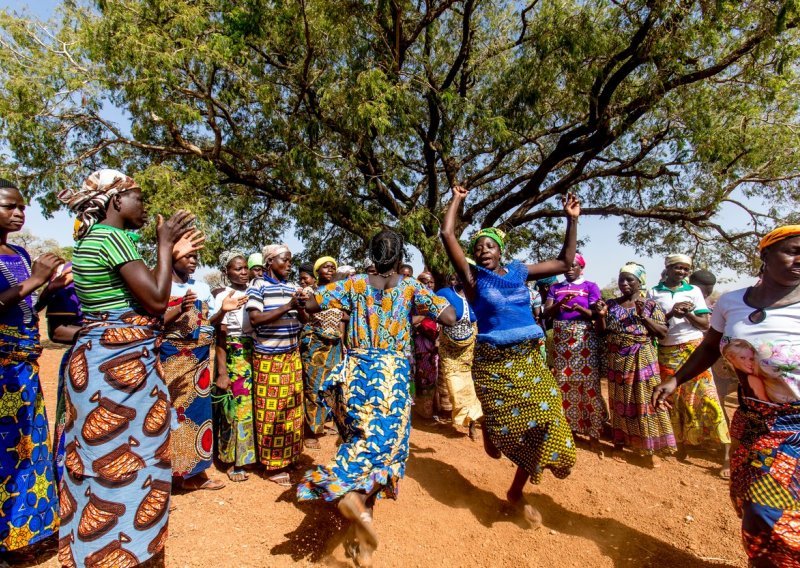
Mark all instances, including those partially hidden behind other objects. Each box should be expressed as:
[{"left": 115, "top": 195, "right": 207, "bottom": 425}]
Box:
[
  {"left": 338, "top": 493, "right": 378, "bottom": 549},
  {"left": 268, "top": 472, "right": 292, "bottom": 487},
  {"left": 304, "top": 437, "right": 321, "bottom": 450},
  {"left": 181, "top": 476, "right": 225, "bottom": 491},
  {"left": 227, "top": 469, "right": 249, "bottom": 482}
]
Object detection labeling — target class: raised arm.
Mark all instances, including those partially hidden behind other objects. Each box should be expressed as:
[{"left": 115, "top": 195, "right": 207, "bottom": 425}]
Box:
[
  {"left": 526, "top": 193, "right": 580, "bottom": 281},
  {"left": 119, "top": 211, "right": 196, "bottom": 315},
  {"left": 440, "top": 186, "right": 475, "bottom": 292}
]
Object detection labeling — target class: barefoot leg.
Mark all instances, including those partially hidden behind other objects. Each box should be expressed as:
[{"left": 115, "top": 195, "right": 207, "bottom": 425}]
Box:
[
  {"left": 506, "top": 467, "right": 542, "bottom": 530},
  {"left": 720, "top": 442, "right": 731, "bottom": 479},
  {"left": 481, "top": 421, "right": 502, "bottom": 459}
]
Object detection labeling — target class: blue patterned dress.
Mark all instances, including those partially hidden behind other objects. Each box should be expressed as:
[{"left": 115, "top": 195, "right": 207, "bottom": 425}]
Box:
[
  {"left": 297, "top": 275, "right": 448, "bottom": 501},
  {"left": 0, "top": 246, "right": 59, "bottom": 552}
]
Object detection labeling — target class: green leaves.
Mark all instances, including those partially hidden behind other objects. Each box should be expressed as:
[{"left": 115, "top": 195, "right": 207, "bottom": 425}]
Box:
[{"left": 0, "top": 0, "right": 797, "bottom": 276}]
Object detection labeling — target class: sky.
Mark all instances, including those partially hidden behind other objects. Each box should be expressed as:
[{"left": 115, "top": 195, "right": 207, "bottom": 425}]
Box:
[{"left": 1, "top": 0, "right": 759, "bottom": 292}]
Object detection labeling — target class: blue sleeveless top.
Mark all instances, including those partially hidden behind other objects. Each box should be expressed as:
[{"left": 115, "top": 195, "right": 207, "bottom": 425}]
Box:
[{"left": 472, "top": 261, "right": 544, "bottom": 346}]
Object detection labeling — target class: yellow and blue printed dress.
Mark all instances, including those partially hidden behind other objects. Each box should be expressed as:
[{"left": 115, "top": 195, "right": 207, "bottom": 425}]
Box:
[{"left": 297, "top": 275, "right": 448, "bottom": 501}]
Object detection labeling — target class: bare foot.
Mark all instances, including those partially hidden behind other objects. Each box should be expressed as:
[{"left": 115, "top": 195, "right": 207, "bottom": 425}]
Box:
[
  {"left": 507, "top": 492, "right": 543, "bottom": 530},
  {"left": 720, "top": 460, "right": 731, "bottom": 480},
  {"left": 338, "top": 493, "right": 378, "bottom": 549}
]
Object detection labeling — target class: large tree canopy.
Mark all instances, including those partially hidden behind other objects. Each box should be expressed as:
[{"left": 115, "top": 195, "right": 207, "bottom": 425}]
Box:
[{"left": 0, "top": 0, "right": 798, "bottom": 273}]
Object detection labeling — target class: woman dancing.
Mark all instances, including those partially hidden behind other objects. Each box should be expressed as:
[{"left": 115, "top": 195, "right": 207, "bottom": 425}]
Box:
[
  {"left": 297, "top": 229, "right": 455, "bottom": 567},
  {"left": 440, "top": 185, "right": 579, "bottom": 527}
]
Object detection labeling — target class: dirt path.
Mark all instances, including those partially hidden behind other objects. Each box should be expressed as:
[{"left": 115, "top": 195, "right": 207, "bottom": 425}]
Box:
[{"left": 33, "top": 345, "right": 743, "bottom": 568}]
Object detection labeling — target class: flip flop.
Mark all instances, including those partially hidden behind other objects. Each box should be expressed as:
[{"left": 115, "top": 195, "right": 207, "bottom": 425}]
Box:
[
  {"left": 182, "top": 477, "right": 225, "bottom": 491},
  {"left": 338, "top": 493, "right": 378, "bottom": 549},
  {"left": 227, "top": 469, "right": 249, "bottom": 482},
  {"left": 268, "top": 472, "right": 292, "bottom": 487},
  {"left": 304, "top": 438, "right": 322, "bottom": 450}
]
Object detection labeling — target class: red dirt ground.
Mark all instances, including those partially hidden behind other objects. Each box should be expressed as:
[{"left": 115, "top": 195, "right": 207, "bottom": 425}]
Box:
[{"left": 32, "top": 344, "right": 744, "bottom": 568}]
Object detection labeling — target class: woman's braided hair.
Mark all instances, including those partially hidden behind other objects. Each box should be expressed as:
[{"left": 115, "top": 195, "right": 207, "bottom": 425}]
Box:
[{"left": 369, "top": 229, "right": 404, "bottom": 273}]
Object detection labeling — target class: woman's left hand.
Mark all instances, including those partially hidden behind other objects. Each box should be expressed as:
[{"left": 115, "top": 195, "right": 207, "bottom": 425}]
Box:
[
  {"left": 47, "top": 263, "right": 73, "bottom": 292},
  {"left": 562, "top": 192, "right": 581, "bottom": 219},
  {"left": 652, "top": 378, "right": 677, "bottom": 410},
  {"left": 181, "top": 290, "right": 198, "bottom": 312}
]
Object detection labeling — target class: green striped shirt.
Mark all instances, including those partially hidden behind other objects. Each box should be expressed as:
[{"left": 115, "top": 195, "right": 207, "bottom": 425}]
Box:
[{"left": 72, "top": 224, "right": 142, "bottom": 313}]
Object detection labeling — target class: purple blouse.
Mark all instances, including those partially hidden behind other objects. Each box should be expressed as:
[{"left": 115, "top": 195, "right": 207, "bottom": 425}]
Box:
[
  {"left": 547, "top": 279, "right": 601, "bottom": 321},
  {"left": 0, "top": 253, "right": 33, "bottom": 320}
]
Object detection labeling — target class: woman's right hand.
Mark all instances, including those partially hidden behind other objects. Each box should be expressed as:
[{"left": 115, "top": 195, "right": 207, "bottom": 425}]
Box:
[
  {"left": 31, "top": 253, "right": 65, "bottom": 285},
  {"left": 594, "top": 299, "right": 608, "bottom": 318},
  {"left": 173, "top": 229, "right": 206, "bottom": 261},
  {"left": 157, "top": 210, "right": 196, "bottom": 246},
  {"left": 216, "top": 373, "right": 231, "bottom": 391},
  {"left": 451, "top": 185, "right": 469, "bottom": 199}
]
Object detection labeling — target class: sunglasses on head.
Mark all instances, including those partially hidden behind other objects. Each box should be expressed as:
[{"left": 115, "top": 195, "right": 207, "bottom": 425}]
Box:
[{"left": 748, "top": 308, "right": 767, "bottom": 324}]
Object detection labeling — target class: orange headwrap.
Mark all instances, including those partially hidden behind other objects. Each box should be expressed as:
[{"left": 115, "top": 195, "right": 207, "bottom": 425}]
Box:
[{"left": 758, "top": 225, "right": 800, "bottom": 251}]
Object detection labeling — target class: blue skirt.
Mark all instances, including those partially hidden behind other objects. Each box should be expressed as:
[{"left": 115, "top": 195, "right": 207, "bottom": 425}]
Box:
[
  {"left": 297, "top": 348, "right": 411, "bottom": 502},
  {"left": 0, "top": 335, "right": 58, "bottom": 552},
  {"left": 58, "top": 309, "right": 171, "bottom": 567}
]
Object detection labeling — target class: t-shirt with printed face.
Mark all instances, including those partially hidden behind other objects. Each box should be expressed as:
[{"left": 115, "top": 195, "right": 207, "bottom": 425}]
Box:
[{"left": 712, "top": 287, "right": 800, "bottom": 404}]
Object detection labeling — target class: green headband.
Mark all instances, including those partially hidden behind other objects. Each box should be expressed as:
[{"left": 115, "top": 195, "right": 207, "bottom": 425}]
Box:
[{"left": 471, "top": 228, "right": 506, "bottom": 253}]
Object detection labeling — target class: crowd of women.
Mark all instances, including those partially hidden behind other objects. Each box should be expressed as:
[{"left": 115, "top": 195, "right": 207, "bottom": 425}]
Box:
[{"left": 0, "top": 172, "right": 798, "bottom": 568}]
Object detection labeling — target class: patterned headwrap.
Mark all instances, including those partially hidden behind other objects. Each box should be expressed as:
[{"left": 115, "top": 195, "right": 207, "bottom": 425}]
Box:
[
  {"left": 219, "top": 249, "right": 246, "bottom": 270},
  {"left": 759, "top": 225, "right": 800, "bottom": 251},
  {"left": 665, "top": 253, "right": 692, "bottom": 267},
  {"left": 57, "top": 169, "right": 140, "bottom": 240},
  {"left": 313, "top": 256, "right": 338, "bottom": 278},
  {"left": 620, "top": 262, "right": 647, "bottom": 287},
  {"left": 574, "top": 252, "right": 586, "bottom": 268},
  {"left": 470, "top": 227, "right": 506, "bottom": 253},
  {"left": 262, "top": 243, "right": 290, "bottom": 263}
]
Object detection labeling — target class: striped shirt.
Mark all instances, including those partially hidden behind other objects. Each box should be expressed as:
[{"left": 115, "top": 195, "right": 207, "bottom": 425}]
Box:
[
  {"left": 246, "top": 276, "right": 301, "bottom": 354},
  {"left": 72, "top": 224, "right": 142, "bottom": 313}
]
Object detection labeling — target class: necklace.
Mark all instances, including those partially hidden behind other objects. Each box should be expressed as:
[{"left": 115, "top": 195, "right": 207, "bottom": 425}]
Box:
[{"left": 378, "top": 270, "right": 396, "bottom": 278}]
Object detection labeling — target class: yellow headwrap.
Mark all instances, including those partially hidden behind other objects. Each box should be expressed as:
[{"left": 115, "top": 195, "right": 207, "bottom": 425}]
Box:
[
  {"left": 759, "top": 225, "right": 800, "bottom": 251},
  {"left": 313, "top": 256, "right": 338, "bottom": 278}
]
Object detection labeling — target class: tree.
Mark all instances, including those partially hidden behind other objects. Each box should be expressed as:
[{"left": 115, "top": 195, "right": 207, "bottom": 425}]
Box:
[
  {"left": 8, "top": 228, "right": 71, "bottom": 260},
  {"left": 0, "top": 1, "right": 798, "bottom": 275}
]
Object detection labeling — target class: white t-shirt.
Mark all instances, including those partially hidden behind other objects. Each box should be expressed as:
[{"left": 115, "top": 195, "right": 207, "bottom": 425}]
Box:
[
  {"left": 648, "top": 282, "right": 710, "bottom": 345},
  {"left": 214, "top": 286, "right": 252, "bottom": 337},
  {"left": 170, "top": 278, "right": 218, "bottom": 334},
  {"left": 712, "top": 287, "right": 800, "bottom": 403}
]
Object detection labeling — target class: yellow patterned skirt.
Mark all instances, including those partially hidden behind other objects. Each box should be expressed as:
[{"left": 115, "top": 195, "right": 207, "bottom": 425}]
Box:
[
  {"left": 473, "top": 340, "right": 576, "bottom": 484},
  {"left": 438, "top": 327, "right": 483, "bottom": 426},
  {"left": 658, "top": 339, "right": 731, "bottom": 446},
  {"left": 252, "top": 349, "right": 304, "bottom": 470}
]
